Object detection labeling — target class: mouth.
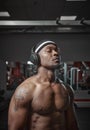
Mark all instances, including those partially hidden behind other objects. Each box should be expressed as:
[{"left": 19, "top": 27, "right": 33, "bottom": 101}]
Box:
[{"left": 52, "top": 57, "right": 59, "bottom": 62}]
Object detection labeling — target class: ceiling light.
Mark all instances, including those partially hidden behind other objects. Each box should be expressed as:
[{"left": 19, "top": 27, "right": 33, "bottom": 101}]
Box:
[
  {"left": 60, "top": 16, "right": 77, "bottom": 20},
  {"left": 66, "top": 0, "right": 87, "bottom": 1},
  {"left": 6, "top": 61, "right": 8, "bottom": 65},
  {"left": 57, "top": 27, "right": 72, "bottom": 31},
  {"left": 0, "top": 11, "right": 10, "bottom": 17}
]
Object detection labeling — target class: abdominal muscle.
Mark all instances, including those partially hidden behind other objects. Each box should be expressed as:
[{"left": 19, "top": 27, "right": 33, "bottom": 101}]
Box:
[{"left": 28, "top": 111, "right": 66, "bottom": 130}]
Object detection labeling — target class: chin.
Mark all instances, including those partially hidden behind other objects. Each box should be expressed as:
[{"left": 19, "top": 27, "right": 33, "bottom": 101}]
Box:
[{"left": 50, "top": 64, "right": 60, "bottom": 69}]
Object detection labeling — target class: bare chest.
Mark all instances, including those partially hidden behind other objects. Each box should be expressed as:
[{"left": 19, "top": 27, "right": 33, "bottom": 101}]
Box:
[{"left": 31, "top": 83, "right": 69, "bottom": 114}]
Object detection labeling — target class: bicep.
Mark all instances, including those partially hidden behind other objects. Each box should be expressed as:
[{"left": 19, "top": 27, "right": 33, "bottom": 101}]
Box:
[
  {"left": 8, "top": 93, "right": 29, "bottom": 130},
  {"left": 65, "top": 98, "right": 78, "bottom": 130},
  {"left": 65, "top": 86, "right": 79, "bottom": 130},
  {"left": 65, "top": 103, "right": 79, "bottom": 130}
]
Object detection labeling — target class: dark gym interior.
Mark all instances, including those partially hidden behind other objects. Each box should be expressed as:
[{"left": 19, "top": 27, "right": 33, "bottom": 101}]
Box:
[{"left": 0, "top": 0, "right": 90, "bottom": 130}]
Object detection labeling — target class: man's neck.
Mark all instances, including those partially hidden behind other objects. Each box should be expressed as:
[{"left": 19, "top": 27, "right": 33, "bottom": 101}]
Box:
[{"left": 37, "top": 66, "right": 55, "bottom": 83}]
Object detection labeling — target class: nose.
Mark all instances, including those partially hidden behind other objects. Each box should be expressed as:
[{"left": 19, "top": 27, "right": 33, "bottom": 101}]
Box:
[{"left": 53, "top": 50, "right": 59, "bottom": 56}]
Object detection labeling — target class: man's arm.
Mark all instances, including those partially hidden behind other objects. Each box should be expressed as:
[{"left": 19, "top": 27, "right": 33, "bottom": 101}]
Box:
[
  {"left": 8, "top": 83, "right": 33, "bottom": 130},
  {"left": 65, "top": 85, "right": 79, "bottom": 130}
]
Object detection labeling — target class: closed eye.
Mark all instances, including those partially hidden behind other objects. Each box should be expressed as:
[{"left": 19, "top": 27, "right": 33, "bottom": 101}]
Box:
[{"left": 46, "top": 48, "right": 52, "bottom": 53}]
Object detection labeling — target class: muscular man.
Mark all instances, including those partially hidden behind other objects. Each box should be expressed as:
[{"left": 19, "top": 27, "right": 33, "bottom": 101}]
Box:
[{"left": 8, "top": 40, "right": 79, "bottom": 130}]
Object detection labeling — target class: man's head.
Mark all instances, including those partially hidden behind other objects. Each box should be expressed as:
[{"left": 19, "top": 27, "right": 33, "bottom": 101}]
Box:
[{"left": 30, "top": 40, "right": 61, "bottom": 69}]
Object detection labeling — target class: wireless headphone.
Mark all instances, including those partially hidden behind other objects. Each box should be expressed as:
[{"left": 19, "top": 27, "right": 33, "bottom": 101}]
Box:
[{"left": 29, "top": 40, "right": 59, "bottom": 66}]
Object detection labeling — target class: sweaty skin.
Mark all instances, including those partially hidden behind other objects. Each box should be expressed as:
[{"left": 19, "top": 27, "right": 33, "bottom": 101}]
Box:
[{"left": 8, "top": 44, "right": 79, "bottom": 130}]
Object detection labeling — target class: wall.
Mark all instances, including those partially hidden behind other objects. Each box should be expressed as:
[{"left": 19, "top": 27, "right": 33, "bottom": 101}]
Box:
[{"left": 0, "top": 61, "right": 6, "bottom": 90}]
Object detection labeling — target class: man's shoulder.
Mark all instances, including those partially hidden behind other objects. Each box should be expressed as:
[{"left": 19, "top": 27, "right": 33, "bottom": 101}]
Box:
[
  {"left": 58, "top": 79, "right": 74, "bottom": 95},
  {"left": 19, "top": 76, "right": 36, "bottom": 89},
  {"left": 13, "top": 77, "right": 36, "bottom": 102},
  {"left": 65, "top": 84, "right": 74, "bottom": 94},
  {"left": 59, "top": 82, "right": 74, "bottom": 101},
  {"left": 65, "top": 84, "right": 74, "bottom": 103}
]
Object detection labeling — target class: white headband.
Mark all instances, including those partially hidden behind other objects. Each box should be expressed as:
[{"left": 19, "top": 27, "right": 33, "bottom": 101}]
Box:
[{"left": 35, "top": 40, "right": 56, "bottom": 53}]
